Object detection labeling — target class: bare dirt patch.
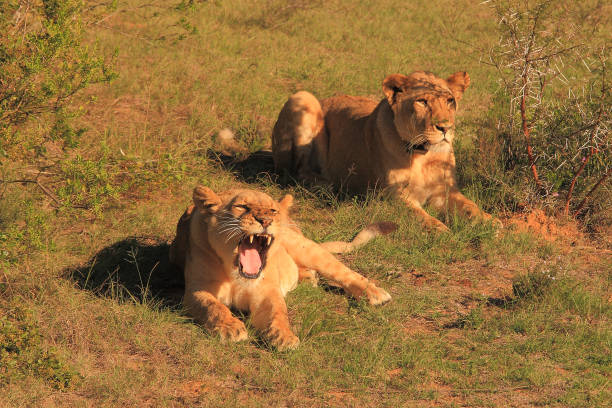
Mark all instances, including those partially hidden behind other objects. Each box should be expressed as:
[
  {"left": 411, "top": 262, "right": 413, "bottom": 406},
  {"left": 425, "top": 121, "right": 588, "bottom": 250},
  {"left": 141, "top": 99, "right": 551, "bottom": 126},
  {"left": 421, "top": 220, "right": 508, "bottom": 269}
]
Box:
[{"left": 507, "top": 210, "right": 584, "bottom": 244}]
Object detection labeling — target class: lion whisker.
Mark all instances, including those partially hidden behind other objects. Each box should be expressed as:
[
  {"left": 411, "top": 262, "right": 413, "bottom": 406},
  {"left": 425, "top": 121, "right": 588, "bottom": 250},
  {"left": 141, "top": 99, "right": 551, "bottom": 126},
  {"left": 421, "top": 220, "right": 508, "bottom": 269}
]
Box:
[
  {"left": 224, "top": 230, "right": 239, "bottom": 242},
  {"left": 218, "top": 220, "right": 240, "bottom": 228},
  {"left": 217, "top": 217, "right": 238, "bottom": 223},
  {"left": 226, "top": 229, "right": 245, "bottom": 243},
  {"left": 406, "top": 133, "right": 428, "bottom": 149},
  {"left": 219, "top": 228, "right": 240, "bottom": 237},
  {"left": 218, "top": 221, "right": 240, "bottom": 229},
  {"left": 219, "top": 226, "right": 239, "bottom": 233}
]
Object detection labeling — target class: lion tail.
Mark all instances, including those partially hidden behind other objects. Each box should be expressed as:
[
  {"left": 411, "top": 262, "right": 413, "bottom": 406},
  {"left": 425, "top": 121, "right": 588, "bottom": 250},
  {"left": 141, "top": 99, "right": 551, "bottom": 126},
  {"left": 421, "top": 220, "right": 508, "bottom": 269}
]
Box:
[
  {"left": 217, "top": 128, "right": 250, "bottom": 156},
  {"left": 319, "top": 222, "right": 398, "bottom": 254}
]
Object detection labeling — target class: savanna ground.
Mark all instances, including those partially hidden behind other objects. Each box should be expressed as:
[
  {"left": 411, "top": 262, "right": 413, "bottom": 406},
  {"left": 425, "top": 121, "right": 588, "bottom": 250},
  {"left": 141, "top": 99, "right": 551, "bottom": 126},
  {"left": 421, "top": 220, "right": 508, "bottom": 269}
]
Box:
[{"left": 1, "top": 0, "right": 611, "bottom": 406}]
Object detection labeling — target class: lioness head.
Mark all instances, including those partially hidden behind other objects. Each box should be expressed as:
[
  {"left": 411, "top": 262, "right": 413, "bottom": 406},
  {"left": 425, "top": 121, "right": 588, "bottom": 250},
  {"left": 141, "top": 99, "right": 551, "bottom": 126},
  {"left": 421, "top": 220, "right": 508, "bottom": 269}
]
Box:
[
  {"left": 382, "top": 71, "right": 470, "bottom": 153},
  {"left": 193, "top": 186, "right": 293, "bottom": 279}
]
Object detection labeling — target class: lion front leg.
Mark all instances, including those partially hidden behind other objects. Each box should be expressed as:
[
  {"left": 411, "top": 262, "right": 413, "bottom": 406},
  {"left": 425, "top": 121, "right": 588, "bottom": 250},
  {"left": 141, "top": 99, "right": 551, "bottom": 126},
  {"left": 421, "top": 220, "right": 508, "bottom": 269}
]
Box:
[
  {"left": 430, "top": 190, "right": 502, "bottom": 229},
  {"left": 282, "top": 231, "right": 391, "bottom": 305},
  {"left": 185, "top": 289, "right": 248, "bottom": 343},
  {"left": 400, "top": 194, "right": 450, "bottom": 232},
  {"left": 250, "top": 289, "right": 300, "bottom": 350}
]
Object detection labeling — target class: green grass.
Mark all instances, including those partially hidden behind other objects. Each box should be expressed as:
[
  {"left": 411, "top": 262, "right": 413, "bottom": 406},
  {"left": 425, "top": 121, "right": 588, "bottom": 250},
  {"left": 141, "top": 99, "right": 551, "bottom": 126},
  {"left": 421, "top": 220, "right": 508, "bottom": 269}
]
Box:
[{"left": 1, "top": 0, "right": 611, "bottom": 406}]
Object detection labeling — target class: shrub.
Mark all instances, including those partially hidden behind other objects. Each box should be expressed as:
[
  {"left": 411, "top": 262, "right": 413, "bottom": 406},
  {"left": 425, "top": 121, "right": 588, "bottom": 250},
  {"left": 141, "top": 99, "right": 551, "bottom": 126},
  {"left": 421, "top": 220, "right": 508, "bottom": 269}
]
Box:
[
  {"left": 483, "top": 0, "right": 611, "bottom": 220},
  {"left": 1, "top": 308, "right": 76, "bottom": 389},
  {"left": 0, "top": 0, "right": 116, "bottom": 181}
]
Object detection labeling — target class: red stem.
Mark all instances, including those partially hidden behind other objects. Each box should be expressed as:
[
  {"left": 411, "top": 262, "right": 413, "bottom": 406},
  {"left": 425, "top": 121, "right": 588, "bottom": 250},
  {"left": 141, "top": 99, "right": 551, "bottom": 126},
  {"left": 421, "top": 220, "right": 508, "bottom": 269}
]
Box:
[
  {"left": 563, "top": 112, "right": 604, "bottom": 215},
  {"left": 565, "top": 57, "right": 607, "bottom": 215},
  {"left": 573, "top": 168, "right": 611, "bottom": 217},
  {"left": 564, "top": 153, "right": 590, "bottom": 215},
  {"left": 520, "top": 77, "right": 541, "bottom": 189}
]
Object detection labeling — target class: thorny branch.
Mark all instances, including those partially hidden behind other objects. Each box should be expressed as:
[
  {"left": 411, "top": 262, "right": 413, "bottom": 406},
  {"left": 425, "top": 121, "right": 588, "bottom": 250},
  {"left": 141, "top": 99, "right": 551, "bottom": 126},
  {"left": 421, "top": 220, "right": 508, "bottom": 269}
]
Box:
[
  {"left": 563, "top": 106, "right": 605, "bottom": 215},
  {"left": 566, "top": 53, "right": 610, "bottom": 215},
  {"left": 487, "top": 0, "right": 610, "bottom": 218}
]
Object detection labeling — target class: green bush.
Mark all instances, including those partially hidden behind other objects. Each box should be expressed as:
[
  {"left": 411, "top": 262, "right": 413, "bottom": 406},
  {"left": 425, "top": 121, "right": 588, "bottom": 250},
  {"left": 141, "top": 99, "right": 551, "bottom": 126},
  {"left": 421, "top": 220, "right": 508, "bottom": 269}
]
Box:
[
  {"left": 0, "top": 0, "right": 116, "bottom": 162},
  {"left": 1, "top": 309, "right": 76, "bottom": 389}
]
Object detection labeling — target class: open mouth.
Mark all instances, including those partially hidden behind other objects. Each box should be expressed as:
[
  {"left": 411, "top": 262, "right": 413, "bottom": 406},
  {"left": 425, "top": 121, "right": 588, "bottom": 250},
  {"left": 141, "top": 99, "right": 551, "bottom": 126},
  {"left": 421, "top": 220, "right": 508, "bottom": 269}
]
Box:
[{"left": 237, "top": 233, "right": 274, "bottom": 279}]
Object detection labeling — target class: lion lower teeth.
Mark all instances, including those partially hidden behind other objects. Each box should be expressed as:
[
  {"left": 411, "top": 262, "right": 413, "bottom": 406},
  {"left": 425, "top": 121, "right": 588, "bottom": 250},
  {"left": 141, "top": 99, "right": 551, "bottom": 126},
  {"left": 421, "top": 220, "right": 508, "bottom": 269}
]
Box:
[{"left": 249, "top": 235, "right": 253, "bottom": 244}]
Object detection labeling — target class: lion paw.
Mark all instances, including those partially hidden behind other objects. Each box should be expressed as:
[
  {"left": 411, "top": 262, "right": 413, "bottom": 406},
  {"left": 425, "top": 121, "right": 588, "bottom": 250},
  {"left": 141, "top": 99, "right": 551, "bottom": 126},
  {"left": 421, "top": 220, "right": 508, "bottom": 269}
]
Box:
[
  {"left": 365, "top": 283, "right": 392, "bottom": 305},
  {"left": 267, "top": 326, "right": 300, "bottom": 350},
  {"left": 424, "top": 217, "right": 450, "bottom": 233},
  {"left": 298, "top": 268, "right": 319, "bottom": 287},
  {"left": 479, "top": 212, "right": 503, "bottom": 232},
  {"left": 214, "top": 318, "right": 248, "bottom": 343}
]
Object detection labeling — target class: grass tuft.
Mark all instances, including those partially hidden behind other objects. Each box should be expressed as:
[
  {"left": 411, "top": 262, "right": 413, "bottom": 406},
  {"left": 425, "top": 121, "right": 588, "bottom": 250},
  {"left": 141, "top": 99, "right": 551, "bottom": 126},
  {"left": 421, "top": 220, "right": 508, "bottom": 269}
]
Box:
[{"left": 0, "top": 0, "right": 610, "bottom": 406}]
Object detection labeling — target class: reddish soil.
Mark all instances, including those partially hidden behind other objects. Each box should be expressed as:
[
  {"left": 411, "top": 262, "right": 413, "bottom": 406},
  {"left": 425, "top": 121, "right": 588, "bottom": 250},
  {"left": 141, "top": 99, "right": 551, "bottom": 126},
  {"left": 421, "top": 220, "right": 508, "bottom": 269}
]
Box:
[{"left": 507, "top": 210, "right": 584, "bottom": 244}]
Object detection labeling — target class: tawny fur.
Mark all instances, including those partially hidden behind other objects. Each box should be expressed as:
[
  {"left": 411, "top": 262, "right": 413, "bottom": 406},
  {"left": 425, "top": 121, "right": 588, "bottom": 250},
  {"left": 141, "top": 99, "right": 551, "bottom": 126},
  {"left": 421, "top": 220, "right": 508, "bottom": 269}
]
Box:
[
  {"left": 272, "top": 71, "right": 501, "bottom": 231},
  {"left": 169, "top": 186, "right": 392, "bottom": 350}
]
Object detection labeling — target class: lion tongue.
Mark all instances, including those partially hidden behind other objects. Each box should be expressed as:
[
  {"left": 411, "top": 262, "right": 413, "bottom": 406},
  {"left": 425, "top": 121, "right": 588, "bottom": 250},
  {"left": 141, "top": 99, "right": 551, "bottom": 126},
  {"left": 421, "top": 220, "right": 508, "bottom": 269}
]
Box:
[{"left": 239, "top": 245, "right": 262, "bottom": 276}]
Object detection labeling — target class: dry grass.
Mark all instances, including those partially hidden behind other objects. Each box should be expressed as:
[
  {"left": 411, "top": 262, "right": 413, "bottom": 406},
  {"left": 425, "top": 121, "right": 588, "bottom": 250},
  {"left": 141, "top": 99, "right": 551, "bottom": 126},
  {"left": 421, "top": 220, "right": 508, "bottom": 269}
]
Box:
[{"left": 1, "top": 1, "right": 611, "bottom": 407}]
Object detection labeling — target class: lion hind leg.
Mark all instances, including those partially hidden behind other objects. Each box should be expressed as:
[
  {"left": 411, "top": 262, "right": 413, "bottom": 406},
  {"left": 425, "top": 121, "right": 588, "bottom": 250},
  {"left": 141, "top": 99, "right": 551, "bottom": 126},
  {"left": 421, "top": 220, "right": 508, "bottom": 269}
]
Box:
[
  {"left": 282, "top": 230, "right": 391, "bottom": 305},
  {"left": 272, "top": 91, "right": 324, "bottom": 180}
]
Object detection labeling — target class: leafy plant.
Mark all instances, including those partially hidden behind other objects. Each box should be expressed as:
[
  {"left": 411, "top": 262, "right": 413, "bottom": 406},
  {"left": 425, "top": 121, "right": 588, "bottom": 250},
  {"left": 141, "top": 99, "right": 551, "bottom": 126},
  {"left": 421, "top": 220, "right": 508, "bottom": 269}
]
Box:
[
  {"left": 1, "top": 308, "right": 76, "bottom": 389},
  {"left": 484, "top": 0, "right": 611, "bottom": 218},
  {"left": 0, "top": 0, "right": 116, "bottom": 198}
]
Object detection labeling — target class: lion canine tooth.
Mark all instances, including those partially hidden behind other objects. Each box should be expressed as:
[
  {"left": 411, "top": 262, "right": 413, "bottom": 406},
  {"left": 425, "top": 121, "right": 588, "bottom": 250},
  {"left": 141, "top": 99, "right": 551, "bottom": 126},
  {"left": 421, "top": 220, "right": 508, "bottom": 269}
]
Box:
[
  {"left": 249, "top": 235, "right": 253, "bottom": 244},
  {"left": 267, "top": 236, "right": 272, "bottom": 246}
]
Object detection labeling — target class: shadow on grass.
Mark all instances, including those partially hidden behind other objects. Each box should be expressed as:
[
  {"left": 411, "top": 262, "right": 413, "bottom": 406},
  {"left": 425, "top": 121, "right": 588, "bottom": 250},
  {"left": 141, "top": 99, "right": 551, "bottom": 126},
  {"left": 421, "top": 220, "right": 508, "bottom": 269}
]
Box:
[
  {"left": 207, "top": 149, "right": 279, "bottom": 185},
  {"left": 207, "top": 149, "right": 378, "bottom": 206},
  {"left": 65, "top": 234, "right": 364, "bottom": 350},
  {"left": 66, "top": 236, "right": 184, "bottom": 308}
]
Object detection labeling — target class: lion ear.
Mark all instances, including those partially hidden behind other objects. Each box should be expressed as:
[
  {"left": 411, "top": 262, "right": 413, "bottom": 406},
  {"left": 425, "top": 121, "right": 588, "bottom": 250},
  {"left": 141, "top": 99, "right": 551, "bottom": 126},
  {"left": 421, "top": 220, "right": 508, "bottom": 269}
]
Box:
[
  {"left": 446, "top": 71, "right": 470, "bottom": 101},
  {"left": 193, "top": 185, "right": 221, "bottom": 213},
  {"left": 279, "top": 194, "right": 293, "bottom": 212},
  {"left": 382, "top": 74, "right": 408, "bottom": 106}
]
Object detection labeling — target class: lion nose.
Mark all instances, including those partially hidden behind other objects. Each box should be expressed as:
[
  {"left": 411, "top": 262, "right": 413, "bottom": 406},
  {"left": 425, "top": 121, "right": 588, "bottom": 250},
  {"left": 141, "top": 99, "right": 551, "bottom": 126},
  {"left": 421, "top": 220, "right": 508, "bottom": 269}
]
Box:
[
  {"left": 435, "top": 124, "right": 450, "bottom": 134},
  {"left": 255, "top": 216, "right": 272, "bottom": 228}
]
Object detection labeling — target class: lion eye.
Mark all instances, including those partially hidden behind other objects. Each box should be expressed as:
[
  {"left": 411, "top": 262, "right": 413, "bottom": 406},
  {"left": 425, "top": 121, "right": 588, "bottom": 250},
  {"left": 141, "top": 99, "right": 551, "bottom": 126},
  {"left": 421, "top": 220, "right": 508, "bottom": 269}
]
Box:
[
  {"left": 235, "top": 204, "right": 250, "bottom": 211},
  {"left": 416, "top": 99, "right": 428, "bottom": 107},
  {"left": 447, "top": 97, "right": 455, "bottom": 104}
]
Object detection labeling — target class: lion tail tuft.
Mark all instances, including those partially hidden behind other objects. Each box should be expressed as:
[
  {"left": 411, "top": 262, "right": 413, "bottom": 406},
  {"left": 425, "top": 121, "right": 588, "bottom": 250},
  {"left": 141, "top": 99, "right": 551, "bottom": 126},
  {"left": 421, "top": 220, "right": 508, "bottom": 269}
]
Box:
[
  {"left": 217, "top": 128, "right": 249, "bottom": 156},
  {"left": 319, "top": 221, "right": 398, "bottom": 254},
  {"left": 367, "top": 221, "right": 398, "bottom": 235}
]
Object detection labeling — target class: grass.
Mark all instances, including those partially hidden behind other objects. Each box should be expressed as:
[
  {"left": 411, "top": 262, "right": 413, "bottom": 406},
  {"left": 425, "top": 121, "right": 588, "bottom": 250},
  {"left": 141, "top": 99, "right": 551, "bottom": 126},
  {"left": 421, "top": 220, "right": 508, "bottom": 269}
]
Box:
[{"left": 1, "top": 0, "right": 611, "bottom": 406}]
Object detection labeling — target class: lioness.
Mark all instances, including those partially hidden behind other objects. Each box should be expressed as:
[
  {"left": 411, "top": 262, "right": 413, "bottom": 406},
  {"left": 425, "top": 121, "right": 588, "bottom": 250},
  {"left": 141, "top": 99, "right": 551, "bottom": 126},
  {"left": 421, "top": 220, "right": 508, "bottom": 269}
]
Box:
[
  {"left": 169, "top": 186, "right": 393, "bottom": 350},
  {"left": 272, "top": 71, "right": 499, "bottom": 231}
]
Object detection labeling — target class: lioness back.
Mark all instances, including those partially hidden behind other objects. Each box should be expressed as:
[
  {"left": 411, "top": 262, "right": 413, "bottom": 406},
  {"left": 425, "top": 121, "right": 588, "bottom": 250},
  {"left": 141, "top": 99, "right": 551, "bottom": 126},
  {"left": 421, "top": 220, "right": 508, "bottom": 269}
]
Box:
[{"left": 320, "top": 95, "right": 388, "bottom": 191}]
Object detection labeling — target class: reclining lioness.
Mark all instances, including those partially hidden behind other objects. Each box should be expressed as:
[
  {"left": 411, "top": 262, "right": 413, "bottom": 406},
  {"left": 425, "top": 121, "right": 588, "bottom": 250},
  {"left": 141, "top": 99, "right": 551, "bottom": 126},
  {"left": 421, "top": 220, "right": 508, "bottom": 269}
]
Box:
[
  {"left": 272, "top": 71, "right": 500, "bottom": 231},
  {"left": 169, "top": 186, "right": 393, "bottom": 349}
]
